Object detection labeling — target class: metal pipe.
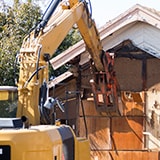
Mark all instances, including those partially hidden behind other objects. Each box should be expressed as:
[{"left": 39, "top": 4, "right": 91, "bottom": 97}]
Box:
[{"left": 35, "top": 0, "right": 61, "bottom": 35}]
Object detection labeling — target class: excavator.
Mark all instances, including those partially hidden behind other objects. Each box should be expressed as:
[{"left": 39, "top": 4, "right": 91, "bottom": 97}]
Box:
[{"left": 0, "top": 0, "right": 119, "bottom": 160}]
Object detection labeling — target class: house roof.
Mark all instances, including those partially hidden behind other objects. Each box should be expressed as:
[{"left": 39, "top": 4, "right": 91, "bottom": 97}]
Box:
[
  {"left": 99, "top": 4, "right": 160, "bottom": 36},
  {"left": 48, "top": 71, "right": 73, "bottom": 88},
  {"left": 99, "top": 4, "right": 160, "bottom": 57},
  {"left": 50, "top": 3, "right": 160, "bottom": 71}
]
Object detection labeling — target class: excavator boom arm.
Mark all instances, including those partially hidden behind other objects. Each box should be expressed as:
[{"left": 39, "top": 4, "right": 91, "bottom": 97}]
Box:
[{"left": 17, "top": 0, "right": 103, "bottom": 125}]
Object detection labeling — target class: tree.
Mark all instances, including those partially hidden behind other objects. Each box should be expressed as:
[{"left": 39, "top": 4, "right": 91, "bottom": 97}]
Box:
[
  {"left": 0, "top": 1, "right": 41, "bottom": 85},
  {"left": 0, "top": 0, "right": 82, "bottom": 117},
  {"left": 50, "top": 28, "right": 82, "bottom": 78},
  {"left": 0, "top": 0, "right": 82, "bottom": 85},
  {"left": 0, "top": 1, "right": 41, "bottom": 117}
]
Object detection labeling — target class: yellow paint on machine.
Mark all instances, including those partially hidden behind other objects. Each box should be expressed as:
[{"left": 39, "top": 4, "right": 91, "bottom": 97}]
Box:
[
  {"left": 0, "top": 125, "right": 91, "bottom": 160},
  {"left": 0, "top": 91, "right": 9, "bottom": 101}
]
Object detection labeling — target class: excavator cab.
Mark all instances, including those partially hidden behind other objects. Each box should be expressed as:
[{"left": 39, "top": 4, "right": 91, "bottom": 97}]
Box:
[{"left": 0, "top": 86, "right": 17, "bottom": 118}]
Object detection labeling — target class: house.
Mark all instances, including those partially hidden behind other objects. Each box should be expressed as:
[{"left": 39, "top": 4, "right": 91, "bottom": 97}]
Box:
[{"left": 49, "top": 4, "right": 160, "bottom": 160}]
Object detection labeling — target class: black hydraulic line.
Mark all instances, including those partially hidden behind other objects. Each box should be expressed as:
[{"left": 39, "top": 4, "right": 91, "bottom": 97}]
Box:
[
  {"left": 39, "top": 81, "right": 51, "bottom": 124},
  {"left": 82, "top": 0, "right": 93, "bottom": 28},
  {"left": 24, "top": 66, "right": 45, "bottom": 88},
  {"left": 36, "top": 45, "right": 42, "bottom": 80},
  {"left": 81, "top": 0, "right": 92, "bottom": 18},
  {"left": 35, "top": 0, "right": 61, "bottom": 33},
  {"left": 79, "top": 94, "right": 88, "bottom": 138},
  {"left": 88, "top": 0, "right": 92, "bottom": 16},
  {"left": 86, "top": 0, "right": 92, "bottom": 18}
]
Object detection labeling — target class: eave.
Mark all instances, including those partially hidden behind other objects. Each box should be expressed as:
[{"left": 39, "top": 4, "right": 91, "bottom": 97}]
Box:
[{"left": 50, "top": 4, "right": 160, "bottom": 69}]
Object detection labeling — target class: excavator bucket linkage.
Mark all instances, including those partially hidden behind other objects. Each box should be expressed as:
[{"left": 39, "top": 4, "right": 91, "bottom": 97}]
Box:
[{"left": 90, "top": 51, "right": 120, "bottom": 115}]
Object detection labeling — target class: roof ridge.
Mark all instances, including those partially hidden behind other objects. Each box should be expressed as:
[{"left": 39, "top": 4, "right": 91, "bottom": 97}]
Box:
[{"left": 99, "top": 3, "right": 160, "bottom": 31}]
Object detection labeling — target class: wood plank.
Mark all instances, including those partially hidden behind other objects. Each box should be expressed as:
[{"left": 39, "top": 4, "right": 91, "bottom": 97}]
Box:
[
  {"left": 90, "top": 151, "right": 160, "bottom": 160},
  {"left": 121, "top": 92, "right": 144, "bottom": 116},
  {"left": 115, "top": 57, "right": 142, "bottom": 91},
  {"left": 108, "top": 151, "right": 159, "bottom": 160},
  {"left": 79, "top": 117, "right": 111, "bottom": 150},
  {"left": 79, "top": 93, "right": 144, "bottom": 116},
  {"left": 56, "top": 98, "right": 78, "bottom": 119},
  {"left": 111, "top": 116, "right": 144, "bottom": 150},
  {"left": 90, "top": 151, "right": 111, "bottom": 160},
  {"left": 79, "top": 100, "right": 99, "bottom": 116},
  {"left": 147, "top": 58, "right": 160, "bottom": 91}
]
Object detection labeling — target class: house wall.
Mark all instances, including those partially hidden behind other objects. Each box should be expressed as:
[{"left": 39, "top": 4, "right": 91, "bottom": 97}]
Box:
[
  {"left": 145, "top": 58, "right": 160, "bottom": 149},
  {"left": 115, "top": 57, "right": 160, "bottom": 150},
  {"left": 115, "top": 57, "right": 142, "bottom": 91},
  {"left": 102, "top": 22, "right": 160, "bottom": 58},
  {"left": 53, "top": 20, "right": 160, "bottom": 160},
  {"left": 78, "top": 96, "right": 145, "bottom": 159},
  {"left": 54, "top": 56, "right": 160, "bottom": 159},
  {"left": 53, "top": 78, "right": 78, "bottom": 129}
]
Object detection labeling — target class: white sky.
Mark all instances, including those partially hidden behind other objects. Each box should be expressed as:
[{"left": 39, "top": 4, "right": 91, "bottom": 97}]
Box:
[
  {"left": 4, "top": 0, "right": 160, "bottom": 27},
  {"left": 91, "top": 0, "right": 160, "bottom": 27}
]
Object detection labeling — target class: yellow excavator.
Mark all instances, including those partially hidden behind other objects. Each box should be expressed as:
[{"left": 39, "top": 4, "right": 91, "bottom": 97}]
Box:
[{"left": 0, "top": 0, "right": 104, "bottom": 159}]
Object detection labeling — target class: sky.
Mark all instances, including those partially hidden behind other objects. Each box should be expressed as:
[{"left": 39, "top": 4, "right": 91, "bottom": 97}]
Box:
[
  {"left": 90, "top": 0, "right": 160, "bottom": 27},
  {"left": 4, "top": 0, "right": 160, "bottom": 27},
  {"left": 39, "top": 0, "right": 160, "bottom": 27}
]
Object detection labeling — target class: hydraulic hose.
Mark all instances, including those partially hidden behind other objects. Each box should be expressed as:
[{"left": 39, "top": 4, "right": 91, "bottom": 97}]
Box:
[{"left": 35, "top": 0, "right": 61, "bottom": 37}]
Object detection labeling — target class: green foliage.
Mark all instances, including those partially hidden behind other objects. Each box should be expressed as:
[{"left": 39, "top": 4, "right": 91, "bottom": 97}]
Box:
[
  {"left": 0, "top": 100, "right": 17, "bottom": 117},
  {"left": 0, "top": 1, "right": 82, "bottom": 83},
  {"left": 55, "top": 29, "right": 82, "bottom": 56},
  {"left": 0, "top": 1, "right": 41, "bottom": 85},
  {"left": 50, "top": 28, "right": 82, "bottom": 77},
  {"left": 0, "top": 1, "right": 82, "bottom": 118}
]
